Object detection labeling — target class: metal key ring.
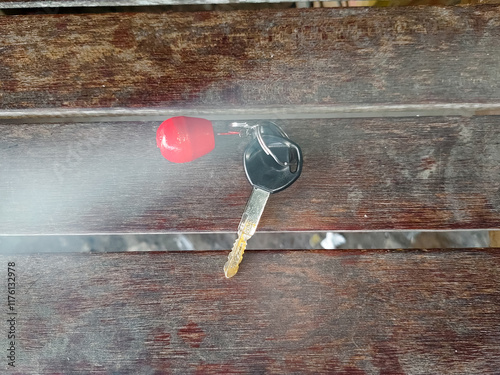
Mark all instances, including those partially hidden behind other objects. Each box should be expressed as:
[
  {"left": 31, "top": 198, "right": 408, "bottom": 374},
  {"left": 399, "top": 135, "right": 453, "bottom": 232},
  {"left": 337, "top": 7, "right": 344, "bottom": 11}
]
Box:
[{"left": 230, "top": 121, "right": 290, "bottom": 167}]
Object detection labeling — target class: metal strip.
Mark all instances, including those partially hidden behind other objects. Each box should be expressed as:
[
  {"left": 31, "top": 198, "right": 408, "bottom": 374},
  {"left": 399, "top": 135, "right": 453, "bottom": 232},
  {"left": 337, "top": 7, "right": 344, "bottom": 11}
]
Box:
[
  {"left": 0, "top": 0, "right": 291, "bottom": 8},
  {"left": 1, "top": 103, "right": 500, "bottom": 123}
]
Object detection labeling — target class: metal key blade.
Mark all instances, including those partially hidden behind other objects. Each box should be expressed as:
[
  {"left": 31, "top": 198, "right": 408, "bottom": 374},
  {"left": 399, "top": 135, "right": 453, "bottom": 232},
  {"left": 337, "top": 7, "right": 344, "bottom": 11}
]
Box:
[
  {"left": 224, "top": 187, "right": 270, "bottom": 278},
  {"left": 224, "top": 235, "right": 248, "bottom": 278}
]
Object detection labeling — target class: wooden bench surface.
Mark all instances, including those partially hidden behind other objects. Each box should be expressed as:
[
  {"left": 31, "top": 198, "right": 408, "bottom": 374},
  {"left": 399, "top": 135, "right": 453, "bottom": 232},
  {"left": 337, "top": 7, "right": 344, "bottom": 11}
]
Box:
[
  {"left": 1, "top": 116, "right": 500, "bottom": 234},
  {"left": 1, "top": 6, "right": 500, "bottom": 119},
  {"left": 1, "top": 6, "right": 500, "bottom": 234},
  {"left": 1, "top": 5, "right": 500, "bottom": 374},
  {"left": 3, "top": 249, "right": 499, "bottom": 374}
]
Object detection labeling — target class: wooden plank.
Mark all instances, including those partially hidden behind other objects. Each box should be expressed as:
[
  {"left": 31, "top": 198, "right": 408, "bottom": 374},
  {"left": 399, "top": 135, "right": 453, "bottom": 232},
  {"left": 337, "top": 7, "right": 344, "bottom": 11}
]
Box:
[
  {"left": 1, "top": 6, "right": 500, "bottom": 117},
  {"left": 3, "top": 249, "right": 500, "bottom": 374},
  {"left": 1, "top": 116, "right": 499, "bottom": 235}
]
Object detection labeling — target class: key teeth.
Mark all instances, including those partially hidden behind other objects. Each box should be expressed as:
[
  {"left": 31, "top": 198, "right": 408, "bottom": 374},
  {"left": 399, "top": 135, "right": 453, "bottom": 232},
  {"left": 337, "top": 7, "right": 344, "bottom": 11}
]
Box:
[{"left": 224, "top": 237, "right": 247, "bottom": 278}]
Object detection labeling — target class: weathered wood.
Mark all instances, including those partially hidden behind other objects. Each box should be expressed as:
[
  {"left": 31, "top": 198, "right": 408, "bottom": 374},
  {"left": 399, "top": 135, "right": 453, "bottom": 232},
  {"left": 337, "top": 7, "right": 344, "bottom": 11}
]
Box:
[
  {"left": 3, "top": 249, "right": 500, "bottom": 374},
  {"left": 1, "top": 116, "right": 499, "bottom": 234},
  {"left": 1, "top": 6, "right": 500, "bottom": 117}
]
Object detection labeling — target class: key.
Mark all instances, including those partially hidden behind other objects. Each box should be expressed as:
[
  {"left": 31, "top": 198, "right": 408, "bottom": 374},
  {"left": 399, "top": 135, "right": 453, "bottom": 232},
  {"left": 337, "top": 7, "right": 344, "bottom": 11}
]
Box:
[{"left": 224, "top": 134, "right": 303, "bottom": 278}]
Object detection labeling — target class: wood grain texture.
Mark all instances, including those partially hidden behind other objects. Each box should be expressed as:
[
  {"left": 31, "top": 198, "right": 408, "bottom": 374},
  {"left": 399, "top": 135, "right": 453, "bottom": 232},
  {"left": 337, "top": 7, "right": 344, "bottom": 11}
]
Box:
[
  {"left": 0, "top": 6, "right": 500, "bottom": 113},
  {"left": 1, "top": 117, "right": 499, "bottom": 234},
  {"left": 2, "top": 249, "right": 500, "bottom": 374}
]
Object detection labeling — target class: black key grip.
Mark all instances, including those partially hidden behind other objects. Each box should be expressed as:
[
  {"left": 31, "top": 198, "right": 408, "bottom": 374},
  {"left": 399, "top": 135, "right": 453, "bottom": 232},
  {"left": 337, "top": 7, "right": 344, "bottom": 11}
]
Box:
[{"left": 243, "top": 134, "right": 303, "bottom": 194}]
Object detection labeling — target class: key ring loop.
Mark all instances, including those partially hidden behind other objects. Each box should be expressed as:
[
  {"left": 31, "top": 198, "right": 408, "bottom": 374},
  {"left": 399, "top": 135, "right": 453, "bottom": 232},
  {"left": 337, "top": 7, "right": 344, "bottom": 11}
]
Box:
[{"left": 230, "top": 121, "right": 290, "bottom": 167}]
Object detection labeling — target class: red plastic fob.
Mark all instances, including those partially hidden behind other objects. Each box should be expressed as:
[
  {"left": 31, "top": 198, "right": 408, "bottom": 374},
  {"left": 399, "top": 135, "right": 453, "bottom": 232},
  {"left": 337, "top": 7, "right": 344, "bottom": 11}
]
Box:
[{"left": 156, "top": 116, "right": 215, "bottom": 163}]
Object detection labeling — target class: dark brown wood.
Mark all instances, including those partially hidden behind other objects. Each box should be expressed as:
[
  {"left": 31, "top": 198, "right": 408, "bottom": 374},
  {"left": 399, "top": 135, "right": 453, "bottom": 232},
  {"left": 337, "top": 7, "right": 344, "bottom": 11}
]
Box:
[
  {"left": 0, "top": 116, "right": 499, "bottom": 234},
  {"left": 1, "top": 6, "right": 500, "bottom": 116},
  {"left": 3, "top": 249, "right": 500, "bottom": 374}
]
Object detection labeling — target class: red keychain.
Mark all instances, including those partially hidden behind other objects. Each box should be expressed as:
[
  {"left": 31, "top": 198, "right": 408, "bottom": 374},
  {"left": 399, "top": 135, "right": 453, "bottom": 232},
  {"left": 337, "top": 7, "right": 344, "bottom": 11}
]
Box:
[{"left": 156, "top": 116, "right": 215, "bottom": 163}]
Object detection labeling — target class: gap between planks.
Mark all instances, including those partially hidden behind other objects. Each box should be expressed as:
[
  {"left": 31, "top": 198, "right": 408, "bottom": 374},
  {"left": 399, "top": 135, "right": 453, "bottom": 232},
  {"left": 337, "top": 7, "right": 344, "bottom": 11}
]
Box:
[{"left": 1, "top": 103, "right": 500, "bottom": 123}]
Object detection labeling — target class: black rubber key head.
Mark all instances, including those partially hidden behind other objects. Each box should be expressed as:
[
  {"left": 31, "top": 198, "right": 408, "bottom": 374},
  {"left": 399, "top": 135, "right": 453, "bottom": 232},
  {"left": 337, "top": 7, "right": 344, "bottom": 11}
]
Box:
[{"left": 243, "top": 134, "right": 303, "bottom": 194}]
